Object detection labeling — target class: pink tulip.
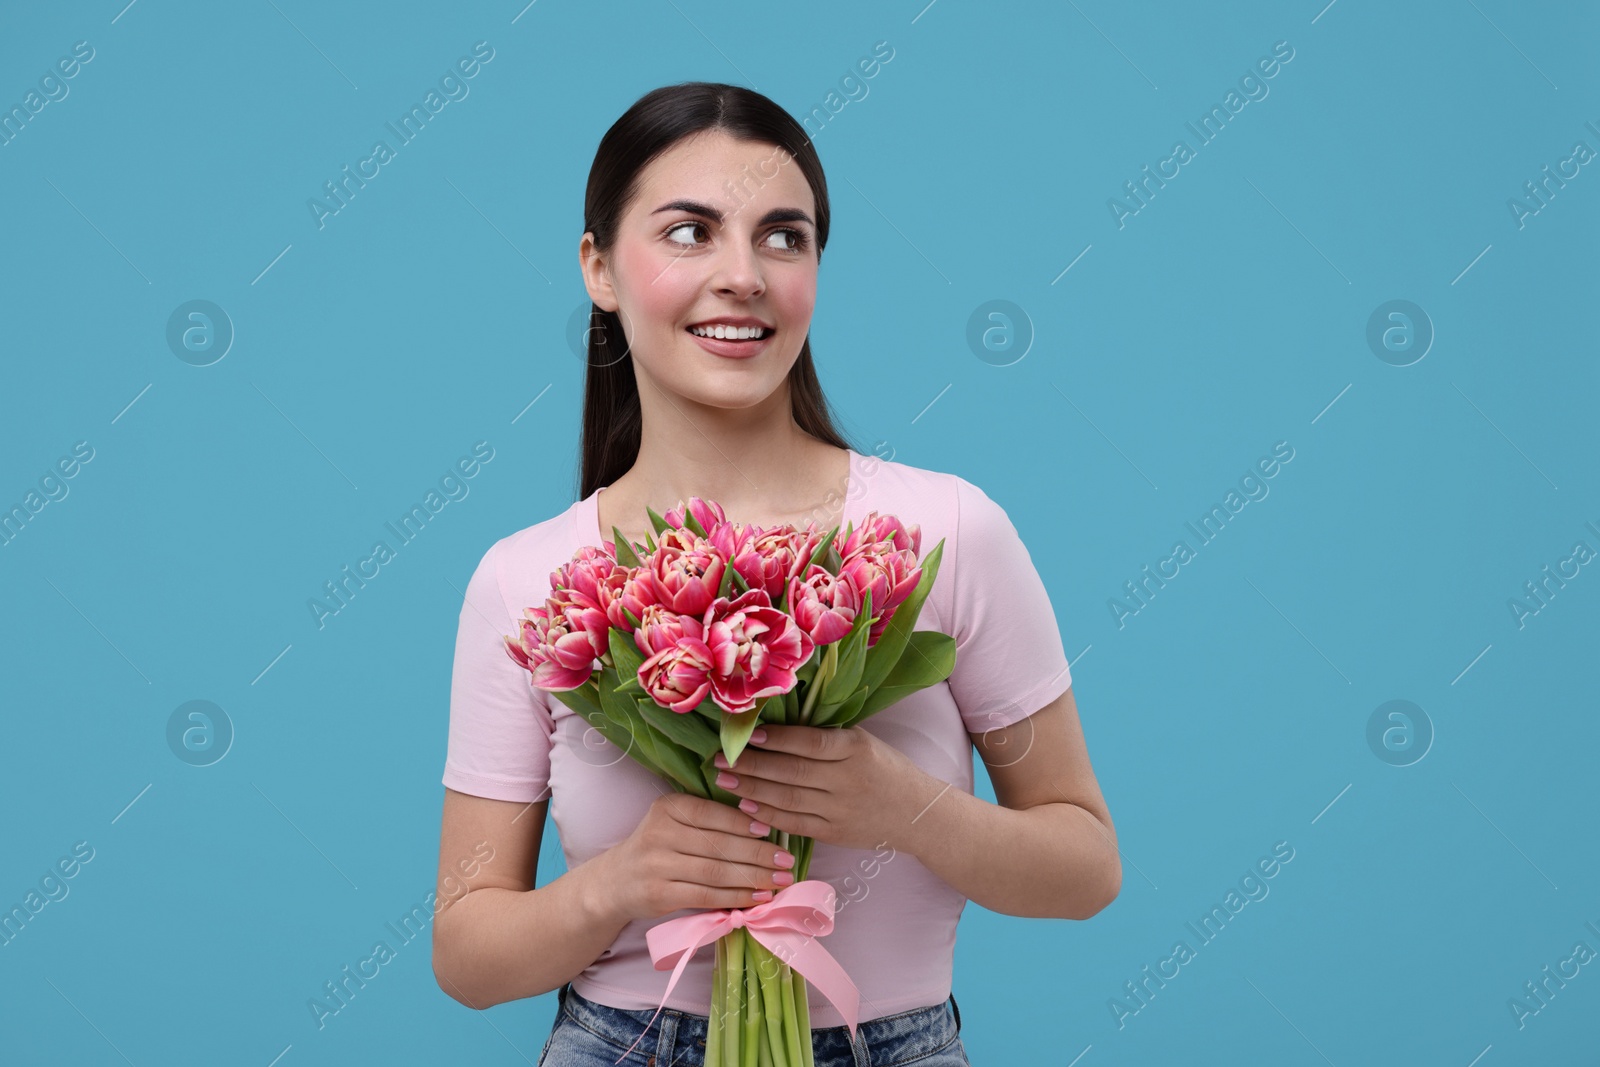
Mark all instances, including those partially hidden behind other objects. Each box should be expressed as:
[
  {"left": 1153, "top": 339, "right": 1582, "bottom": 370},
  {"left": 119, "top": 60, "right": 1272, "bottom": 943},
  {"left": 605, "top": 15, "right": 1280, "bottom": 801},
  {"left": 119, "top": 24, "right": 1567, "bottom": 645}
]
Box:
[
  {"left": 645, "top": 528, "right": 727, "bottom": 617},
  {"left": 614, "top": 568, "right": 662, "bottom": 633},
  {"left": 552, "top": 550, "right": 619, "bottom": 616},
  {"left": 838, "top": 547, "right": 922, "bottom": 646},
  {"left": 665, "top": 497, "right": 727, "bottom": 535},
  {"left": 786, "top": 565, "right": 861, "bottom": 646},
  {"left": 639, "top": 637, "right": 716, "bottom": 714},
  {"left": 838, "top": 511, "right": 921, "bottom": 561},
  {"left": 589, "top": 567, "right": 637, "bottom": 634},
  {"left": 735, "top": 526, "right": 824, "bottom": 604},
  {"left": 633, "top": 602, "right": 705, "bottom": 659},
  {"left": 502, "top": 600, "right": 601, "bottom": 691},
  {"left": 702, "top": 588, "right": 815, "bottom": 714}
]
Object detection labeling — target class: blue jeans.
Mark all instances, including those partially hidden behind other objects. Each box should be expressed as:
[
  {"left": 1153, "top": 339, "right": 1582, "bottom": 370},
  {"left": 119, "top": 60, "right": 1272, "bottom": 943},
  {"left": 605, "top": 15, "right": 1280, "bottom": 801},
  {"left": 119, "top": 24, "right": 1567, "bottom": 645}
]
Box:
[{"left": 536, "top": 981, "right": 972, "bottom": 1066}]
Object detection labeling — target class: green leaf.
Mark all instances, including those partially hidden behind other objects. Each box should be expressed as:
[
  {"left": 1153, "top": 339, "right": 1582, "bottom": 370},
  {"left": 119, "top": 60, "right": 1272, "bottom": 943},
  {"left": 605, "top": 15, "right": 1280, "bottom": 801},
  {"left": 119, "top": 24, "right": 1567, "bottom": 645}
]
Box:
[
  {"left": 804, "top": 528, "right": 837, "bottom": 573},
  {"left": 689, "top": 693, "right": 724, "bottom": 724},
  {"left": 852, "top": 631, "right": 956, "bottom": 721},
  {"left": 809, "top": 641, "right": 839, "bottom": 710},
  {"left": 717, "top": 556, "right": 737, "bottom": 599},
  {"left": 647, "top": 506, "right": 672, "bottom": 536},
  {"left": 652, "top": 733, "right": 712, "bottom": 797},
  {"left": 808, "top": 682, "right": 867, "bottom": 727},
  {"left": 702, "top": 748, "right": 740, "bottom": 806},
  {"left": 608, "top": 628, "right": 645, "bottom": 681},
  {"left": 859, "top": 539, "right": 945, "bottom": 695},
  {"left": 681, "top": 507, "right": 710, "bottom": 538},
  {"left": 563, "top": 680, "right": 657, "bottom": 777},
  {"left": 719, "top": 697, "right": 772, "bottom": 766},
  {"left": 637, "top": 697, "right": 721, "bottom": 759},
  {"left": 594, "top": 668, "right": 698, "bottom": 793},
  {"left": 819, "top": 588, "right": 872, "bottom": 707},
  {"left": 611, "top": 526, "right": 641, "bottom": 567}
]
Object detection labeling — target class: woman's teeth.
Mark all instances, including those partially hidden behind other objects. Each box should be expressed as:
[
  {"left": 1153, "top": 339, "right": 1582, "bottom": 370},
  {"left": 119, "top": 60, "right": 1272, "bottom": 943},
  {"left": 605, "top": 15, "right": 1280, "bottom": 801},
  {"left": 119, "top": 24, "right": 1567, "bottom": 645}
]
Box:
[{"left": 689, "top": 324, "right": 771, "bottom": 340}]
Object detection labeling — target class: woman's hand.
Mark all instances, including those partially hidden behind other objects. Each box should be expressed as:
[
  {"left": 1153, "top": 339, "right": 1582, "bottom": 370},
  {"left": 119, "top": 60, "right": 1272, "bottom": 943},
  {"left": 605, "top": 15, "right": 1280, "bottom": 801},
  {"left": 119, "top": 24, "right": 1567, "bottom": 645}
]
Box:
[
  {"left": 713, "top": 724, "right": 936, "bottom": 852},
  {"left": 597, "top": 792, "right": 797, "bottom": 924}
]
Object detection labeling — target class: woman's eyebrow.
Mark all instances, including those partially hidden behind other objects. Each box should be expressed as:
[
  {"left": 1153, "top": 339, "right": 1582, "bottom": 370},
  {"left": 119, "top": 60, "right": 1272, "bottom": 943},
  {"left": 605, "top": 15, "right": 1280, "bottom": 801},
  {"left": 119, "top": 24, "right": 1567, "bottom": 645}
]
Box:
[{"left": 651, "top": 198, "right": 814, "bottom": 228}]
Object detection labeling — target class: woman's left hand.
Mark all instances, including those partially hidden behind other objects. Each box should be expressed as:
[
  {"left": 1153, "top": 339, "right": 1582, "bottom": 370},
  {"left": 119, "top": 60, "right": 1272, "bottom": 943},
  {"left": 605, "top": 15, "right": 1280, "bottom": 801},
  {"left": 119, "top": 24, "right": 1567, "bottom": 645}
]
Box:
[{"left": 712, "top": 724, "right": 936, "bottom": 852}]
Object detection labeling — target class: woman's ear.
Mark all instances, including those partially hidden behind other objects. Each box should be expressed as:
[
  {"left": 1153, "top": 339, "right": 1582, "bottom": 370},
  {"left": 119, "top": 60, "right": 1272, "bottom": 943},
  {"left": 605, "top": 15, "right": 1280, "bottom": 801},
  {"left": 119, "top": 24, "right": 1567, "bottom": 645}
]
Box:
[{"left": 578, "top": 231, "right": 618, "bottom": 312}]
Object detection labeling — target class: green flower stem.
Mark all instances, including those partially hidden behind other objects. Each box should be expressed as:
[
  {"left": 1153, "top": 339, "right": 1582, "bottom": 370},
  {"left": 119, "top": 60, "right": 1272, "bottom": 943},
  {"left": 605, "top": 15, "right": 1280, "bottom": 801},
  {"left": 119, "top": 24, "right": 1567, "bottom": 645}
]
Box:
[
  {"left": 752, "top": 939, "right": 790, "bottom": 1067},
  {"left": 707, "top": 936, "right": 725, "bottom": 1066},
  {"left": 778, "top": 959, "right": 803, "bottom": 1067},
  {"left": 758, "top": 1014, "right": 775, "bottom": 1067},
  {"left": 725, "top": 931, "right": 745, "bottom": 1067},
  {"left": 791, "top": 968, "right": 812, "bottom": 1067},
  {"left": 742, "top": 943, "right": 761, "bottom": 1067}
]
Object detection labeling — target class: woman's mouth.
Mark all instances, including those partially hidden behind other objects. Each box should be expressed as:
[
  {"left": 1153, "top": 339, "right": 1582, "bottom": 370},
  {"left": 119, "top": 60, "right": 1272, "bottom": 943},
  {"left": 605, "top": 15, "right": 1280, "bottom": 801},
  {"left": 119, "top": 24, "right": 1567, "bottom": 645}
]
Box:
[{"left": 685, "top": 322, "right": 775, "bottom": 359}]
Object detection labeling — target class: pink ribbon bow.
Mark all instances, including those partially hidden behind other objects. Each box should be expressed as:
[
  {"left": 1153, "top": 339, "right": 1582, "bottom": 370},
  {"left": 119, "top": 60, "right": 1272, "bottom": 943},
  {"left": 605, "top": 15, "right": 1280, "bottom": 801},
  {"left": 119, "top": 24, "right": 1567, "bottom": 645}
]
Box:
[{"left": 611, "top": 879, "right": 860, "bottom": 1065}]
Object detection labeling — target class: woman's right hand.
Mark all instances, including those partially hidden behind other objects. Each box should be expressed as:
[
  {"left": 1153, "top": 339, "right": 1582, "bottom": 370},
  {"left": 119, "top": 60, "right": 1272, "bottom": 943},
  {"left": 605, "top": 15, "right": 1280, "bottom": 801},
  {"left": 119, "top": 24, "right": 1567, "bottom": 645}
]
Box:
[{"left": 598, "top": 792, "right": 798, "bottom": 924}]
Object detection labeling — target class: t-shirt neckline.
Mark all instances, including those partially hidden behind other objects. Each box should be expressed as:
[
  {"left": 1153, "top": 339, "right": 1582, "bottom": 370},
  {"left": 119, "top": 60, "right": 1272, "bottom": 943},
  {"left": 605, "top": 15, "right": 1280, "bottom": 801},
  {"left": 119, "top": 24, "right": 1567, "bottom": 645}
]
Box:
[{"left": 584, "top": 447, "right": 859, "bottom": 550}]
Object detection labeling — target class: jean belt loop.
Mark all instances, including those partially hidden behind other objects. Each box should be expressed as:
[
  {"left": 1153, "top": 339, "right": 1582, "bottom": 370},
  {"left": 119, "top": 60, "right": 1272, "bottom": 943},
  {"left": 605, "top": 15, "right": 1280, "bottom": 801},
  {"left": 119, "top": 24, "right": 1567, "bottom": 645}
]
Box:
[
  {"left": 850, "top": 1024, "right": 872, "bottom": 1067},
  {"left": 949, "top": 991, "right": 961, "bottom": 1032},
  {"left": 656, "top": 1009, "right": 679, "bottom": 1065}
]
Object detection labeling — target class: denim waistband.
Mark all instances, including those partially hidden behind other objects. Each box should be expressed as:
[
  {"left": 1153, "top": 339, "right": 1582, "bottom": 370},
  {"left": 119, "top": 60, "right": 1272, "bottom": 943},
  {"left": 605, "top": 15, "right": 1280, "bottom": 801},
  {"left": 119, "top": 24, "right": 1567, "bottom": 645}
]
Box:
[{"left": 556, "top": 981, "right": 962, "bottom": 1065}]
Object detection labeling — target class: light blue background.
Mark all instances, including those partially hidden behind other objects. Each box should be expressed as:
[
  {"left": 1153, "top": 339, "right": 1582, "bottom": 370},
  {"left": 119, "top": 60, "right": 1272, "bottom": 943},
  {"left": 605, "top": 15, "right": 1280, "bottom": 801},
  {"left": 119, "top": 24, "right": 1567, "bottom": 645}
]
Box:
[{"left": 2, "top": 1, "right": 1596, "bottom": 1064}]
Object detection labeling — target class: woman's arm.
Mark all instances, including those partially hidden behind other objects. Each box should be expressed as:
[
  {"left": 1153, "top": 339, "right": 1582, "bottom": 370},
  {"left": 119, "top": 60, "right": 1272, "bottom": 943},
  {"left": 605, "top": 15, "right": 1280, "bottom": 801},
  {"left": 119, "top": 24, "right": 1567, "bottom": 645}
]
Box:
[
  {"left": 900, "top": 686, "right": 1120, "bottom": 920},
  {"left": 432, "top": 788, "right": 629, "bottom": 1009}
]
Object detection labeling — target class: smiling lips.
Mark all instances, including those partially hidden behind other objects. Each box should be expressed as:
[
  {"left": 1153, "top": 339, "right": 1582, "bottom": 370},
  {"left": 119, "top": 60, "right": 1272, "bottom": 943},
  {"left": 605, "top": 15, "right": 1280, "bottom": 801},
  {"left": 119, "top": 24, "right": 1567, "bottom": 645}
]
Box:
[
  {"left": 687, "top": 321, "right": 773, "bottom": 340},
  {"left": 685, "top": 319, "right": 775, "bottom": 358}
]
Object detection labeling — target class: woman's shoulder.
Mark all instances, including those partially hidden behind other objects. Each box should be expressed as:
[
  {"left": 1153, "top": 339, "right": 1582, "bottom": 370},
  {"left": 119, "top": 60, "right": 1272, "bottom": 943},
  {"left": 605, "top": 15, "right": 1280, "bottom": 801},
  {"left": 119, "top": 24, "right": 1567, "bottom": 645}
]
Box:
[
  {"left": 856, "top": 447, "right": 955, "bottom": 502},
  {"left": 854, "top": 447, "right": 1005, "bottom": 530},
  {"left": 466, "top": 497, "right": 590, "bottom": 610}
]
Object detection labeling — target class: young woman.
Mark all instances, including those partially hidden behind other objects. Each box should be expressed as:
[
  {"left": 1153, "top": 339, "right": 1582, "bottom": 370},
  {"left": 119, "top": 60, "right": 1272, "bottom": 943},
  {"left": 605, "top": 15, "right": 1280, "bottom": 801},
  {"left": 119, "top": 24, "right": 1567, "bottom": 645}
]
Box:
[{"left": 432, "top": 82, "right": 1120, "bottom": 1066}]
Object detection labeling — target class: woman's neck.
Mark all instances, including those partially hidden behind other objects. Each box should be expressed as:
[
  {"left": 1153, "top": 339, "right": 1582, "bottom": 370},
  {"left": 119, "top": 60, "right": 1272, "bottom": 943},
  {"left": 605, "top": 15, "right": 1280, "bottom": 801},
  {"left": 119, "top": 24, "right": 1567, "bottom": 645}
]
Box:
[{"left": 597, "top": 424, "right": 851, "bottom": 546}]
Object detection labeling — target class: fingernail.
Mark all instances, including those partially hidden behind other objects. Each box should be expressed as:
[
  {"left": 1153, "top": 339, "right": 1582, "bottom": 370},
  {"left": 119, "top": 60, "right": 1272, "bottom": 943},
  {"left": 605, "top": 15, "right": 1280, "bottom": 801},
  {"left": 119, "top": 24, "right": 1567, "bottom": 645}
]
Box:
[
  {"left": 773, "top": 871, "right": 794, "bottom": 886},
  {"left": 739, "top": 798, "right": 759, "bottom": 816},
  {"left": 752, "top": 890, "right": 773, "bottom": 901},
  {"left": 749, "top": 820, "right": 770, "bottom": 836},
  {"left": 713, "top": 753, "right": 729, "bottom": 769},
  {"left": 751, "top": 728, "right": 768, "bottom": 744},
  {"left": 715, "top": 772, "right": 739, "bottom": 789},
  {"left": 775, "top": 851, "right": 794, "bottom": 869}
]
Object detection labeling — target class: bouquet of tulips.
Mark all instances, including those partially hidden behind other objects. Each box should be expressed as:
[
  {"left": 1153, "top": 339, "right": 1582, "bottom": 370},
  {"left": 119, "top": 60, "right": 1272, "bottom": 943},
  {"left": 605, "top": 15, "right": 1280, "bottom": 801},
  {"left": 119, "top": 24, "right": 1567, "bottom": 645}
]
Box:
[{"left": 503, "top": 496, "right": 954, "bottom": 1067}]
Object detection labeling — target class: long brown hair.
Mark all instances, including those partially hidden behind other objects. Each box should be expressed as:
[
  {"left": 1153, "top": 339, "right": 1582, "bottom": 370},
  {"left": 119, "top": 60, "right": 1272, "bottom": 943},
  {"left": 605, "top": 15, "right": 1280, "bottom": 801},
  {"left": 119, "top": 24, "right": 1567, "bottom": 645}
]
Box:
[{"left": 578, "top": 81, "right": 853, "bottom": 500}]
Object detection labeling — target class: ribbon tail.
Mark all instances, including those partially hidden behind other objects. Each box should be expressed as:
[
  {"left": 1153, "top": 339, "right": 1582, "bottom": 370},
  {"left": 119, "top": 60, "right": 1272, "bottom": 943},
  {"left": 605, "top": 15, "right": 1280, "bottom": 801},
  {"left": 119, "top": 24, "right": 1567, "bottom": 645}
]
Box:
[
  {"left": 748, "top": 929, "right": 862, "bottom": 1039},
  {"left": 611, "top": 937, "right": 706, "bottom": 1065}
]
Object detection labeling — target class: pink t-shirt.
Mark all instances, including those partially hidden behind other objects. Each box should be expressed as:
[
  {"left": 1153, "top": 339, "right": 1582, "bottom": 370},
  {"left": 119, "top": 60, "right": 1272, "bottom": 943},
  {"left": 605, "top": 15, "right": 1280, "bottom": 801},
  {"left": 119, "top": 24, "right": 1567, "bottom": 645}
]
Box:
[{"left": 441, "top": 448, "right": 1073, "bottom": 1026}]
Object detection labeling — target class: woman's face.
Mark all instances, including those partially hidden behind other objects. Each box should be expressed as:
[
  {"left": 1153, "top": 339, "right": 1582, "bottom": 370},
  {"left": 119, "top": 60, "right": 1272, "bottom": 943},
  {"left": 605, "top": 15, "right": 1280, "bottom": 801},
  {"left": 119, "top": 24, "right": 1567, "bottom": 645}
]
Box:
[{"left": 581, "top": 129, "right": 819, "bottom": 411}]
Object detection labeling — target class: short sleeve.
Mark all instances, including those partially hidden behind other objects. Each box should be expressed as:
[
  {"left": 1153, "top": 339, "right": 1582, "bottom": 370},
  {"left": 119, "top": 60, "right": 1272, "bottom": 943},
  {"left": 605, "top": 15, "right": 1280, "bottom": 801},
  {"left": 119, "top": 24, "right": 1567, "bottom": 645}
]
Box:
[
  {"left": 945, "top": 477, "right": 1073, "bottom": 735},
  {"left": 441, "top": 539, "right": 556, "bottom": 803}
]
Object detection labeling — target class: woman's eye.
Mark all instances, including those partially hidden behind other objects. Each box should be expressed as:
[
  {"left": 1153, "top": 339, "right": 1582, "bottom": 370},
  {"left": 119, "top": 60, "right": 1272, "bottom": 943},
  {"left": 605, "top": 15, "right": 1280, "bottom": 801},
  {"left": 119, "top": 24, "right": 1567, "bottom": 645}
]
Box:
[
  {"left": 764, "top": 228, "right": 808, "bottom": 253},
  {"left": 664, "top": 221, "right": 708, "bottom": 247}
]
